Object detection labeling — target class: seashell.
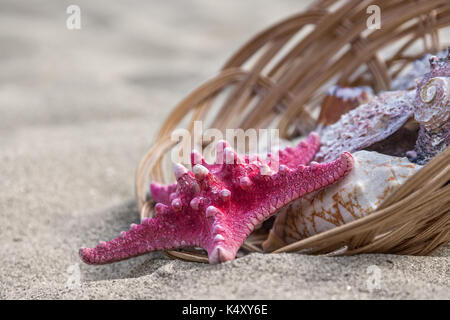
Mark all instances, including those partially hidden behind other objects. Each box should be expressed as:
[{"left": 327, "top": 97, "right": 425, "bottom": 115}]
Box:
[
  {"left": 408, "top": 48, "right": 450, "bottom": 165},
  {"left": 262, "top": 151, "right": 422, "bottom": 252},
  {"left": 317, "top": 85, "right": 373, "bottom": 126},
  {"left": 315, "top": 90, "right": 415, "bottom": 162},
  {"left": 317, "top": 48, "right": 449, "bottom": 164},
  {"left": 391, "top": 49, "right": 448, "bottom": 91}
]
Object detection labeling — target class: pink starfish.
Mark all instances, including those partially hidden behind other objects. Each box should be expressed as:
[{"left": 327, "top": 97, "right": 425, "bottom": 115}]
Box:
[{"left": 79, "top": 133, "right": 353, "bottom": 264}]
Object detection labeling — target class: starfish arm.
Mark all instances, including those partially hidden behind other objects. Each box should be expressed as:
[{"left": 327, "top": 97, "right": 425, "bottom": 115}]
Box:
[
  {"left": 80, "top": 164, "right": 224, "bottom": 265},
  {"left": 150, "top": 182, "right": 177, "bottom": 205},
  {"left": 275, "top": 132, "right": 320, "bottom": 167},
  {"left": 255, "top": 152, "right": 354, "bottom": 211},
  {"left": 79, "top": 206, "right": 206, "bottom": 265}
]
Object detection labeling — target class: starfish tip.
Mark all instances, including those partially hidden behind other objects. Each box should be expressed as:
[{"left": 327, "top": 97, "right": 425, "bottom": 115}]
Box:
[
  {"left": 79, "top": 247, "right": 93, "bottom": 265},
  {"left": 341, "top": 151, "right": 354, "bottom": 165},
  {"left": 209, "top": 246, "right": 235, "bottom": 264},
  {"left": 173, "top": 163, "right": 188, "bottom": 179}
]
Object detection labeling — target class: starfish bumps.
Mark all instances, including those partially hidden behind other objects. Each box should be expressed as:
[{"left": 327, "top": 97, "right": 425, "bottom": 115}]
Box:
[{"left": 79, "top": 133, "right": 353, "bottom": 264}]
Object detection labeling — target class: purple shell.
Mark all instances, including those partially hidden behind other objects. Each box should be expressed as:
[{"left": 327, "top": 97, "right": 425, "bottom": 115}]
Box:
[{"left": 315, "top": 90, "right": 415, "bottom": 162}]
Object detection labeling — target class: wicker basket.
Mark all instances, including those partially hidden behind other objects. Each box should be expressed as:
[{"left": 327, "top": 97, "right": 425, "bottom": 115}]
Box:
[{"left": 136, "top": 0, "right": 450, "bottom": 263}]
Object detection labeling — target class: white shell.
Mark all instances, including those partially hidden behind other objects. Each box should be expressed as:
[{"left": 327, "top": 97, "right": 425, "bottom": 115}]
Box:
[{"left": 263, "top": 151, "right": 422, "bottom": 252}]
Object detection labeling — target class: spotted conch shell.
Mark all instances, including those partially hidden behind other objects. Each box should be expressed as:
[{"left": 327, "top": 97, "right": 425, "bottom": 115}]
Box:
[{"left": 262, "top": 151, "right": 422, "bottom": 252}]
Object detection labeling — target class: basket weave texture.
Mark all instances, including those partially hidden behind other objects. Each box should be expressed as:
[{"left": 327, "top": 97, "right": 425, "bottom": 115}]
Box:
[{"left": 136, "top": 0, "right": 450, "bottom": 263}]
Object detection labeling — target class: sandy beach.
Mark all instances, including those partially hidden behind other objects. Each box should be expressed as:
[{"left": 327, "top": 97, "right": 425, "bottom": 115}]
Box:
[{"left": 0, "top": 0, "right": 449, "bottom": 299}]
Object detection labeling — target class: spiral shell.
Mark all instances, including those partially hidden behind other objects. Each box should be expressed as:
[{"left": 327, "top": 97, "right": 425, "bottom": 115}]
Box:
[
  {"left": 415, "top": 76, "right": 450, "bottom": 130},
  {"left": 409, "top": 49, "right": 450, "bottom": 165}
]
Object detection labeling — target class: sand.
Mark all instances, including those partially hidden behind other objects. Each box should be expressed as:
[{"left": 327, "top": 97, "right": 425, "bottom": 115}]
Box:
[{"left": 0, "top": 0, "right": 449, "bottom": 300}]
